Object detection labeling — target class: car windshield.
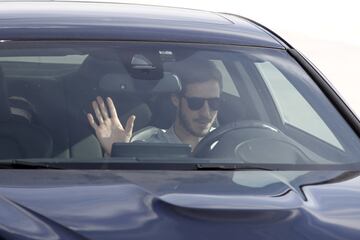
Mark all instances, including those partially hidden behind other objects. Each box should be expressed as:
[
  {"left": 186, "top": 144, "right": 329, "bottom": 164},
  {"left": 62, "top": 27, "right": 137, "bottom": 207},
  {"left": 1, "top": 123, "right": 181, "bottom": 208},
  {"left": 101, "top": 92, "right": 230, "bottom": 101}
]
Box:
[{"left": 1, "top": 41, "right": 359, "bottom": 166}]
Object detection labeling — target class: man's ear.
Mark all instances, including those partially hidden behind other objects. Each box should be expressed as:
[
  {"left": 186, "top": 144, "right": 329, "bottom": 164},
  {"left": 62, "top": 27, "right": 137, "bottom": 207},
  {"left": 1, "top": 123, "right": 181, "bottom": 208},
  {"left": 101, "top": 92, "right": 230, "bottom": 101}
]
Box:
[{"left": 171, "top": 94, "right": 180, "bottom": 108}]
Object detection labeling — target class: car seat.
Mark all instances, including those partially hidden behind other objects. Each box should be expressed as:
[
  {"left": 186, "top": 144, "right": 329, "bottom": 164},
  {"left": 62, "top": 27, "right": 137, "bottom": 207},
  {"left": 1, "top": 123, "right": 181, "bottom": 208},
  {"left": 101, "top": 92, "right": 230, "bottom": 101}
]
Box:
[
  {"left": 0, "top": 66, "right": 53, "bottom": 160},
  {"left": 62, "top": 52, "right": 152, "bottom": 158}
]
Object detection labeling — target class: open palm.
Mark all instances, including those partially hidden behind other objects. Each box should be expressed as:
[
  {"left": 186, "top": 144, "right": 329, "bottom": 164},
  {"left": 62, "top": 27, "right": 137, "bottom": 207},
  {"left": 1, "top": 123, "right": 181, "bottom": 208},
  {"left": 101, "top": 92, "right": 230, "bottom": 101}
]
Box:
[{"left": 87, "top": 96, "right": 135, "bottom": 155}]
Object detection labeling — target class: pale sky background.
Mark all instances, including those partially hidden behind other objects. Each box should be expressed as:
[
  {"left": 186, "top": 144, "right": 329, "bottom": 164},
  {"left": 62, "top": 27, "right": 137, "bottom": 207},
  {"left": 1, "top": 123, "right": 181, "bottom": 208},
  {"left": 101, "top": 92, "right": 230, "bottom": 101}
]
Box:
[{"left": 121, "top": 0, "right": 360, "bottom": 116}]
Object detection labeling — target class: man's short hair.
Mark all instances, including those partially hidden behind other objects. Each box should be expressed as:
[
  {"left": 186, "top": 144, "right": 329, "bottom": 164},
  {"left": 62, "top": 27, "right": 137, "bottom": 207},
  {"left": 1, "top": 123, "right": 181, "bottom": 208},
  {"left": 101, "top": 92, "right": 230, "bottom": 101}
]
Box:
[{"left": 173, "top": 59, "right": 223, "bottom": 95}]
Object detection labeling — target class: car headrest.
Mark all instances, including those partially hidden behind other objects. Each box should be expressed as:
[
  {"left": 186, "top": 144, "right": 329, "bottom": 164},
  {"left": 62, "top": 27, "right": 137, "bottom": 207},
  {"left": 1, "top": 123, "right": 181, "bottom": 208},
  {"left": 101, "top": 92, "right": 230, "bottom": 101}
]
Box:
[
  {"left": 0, "top": 67, "right": 36, "bottom": 123},
  {"left": 8, "top": 96, "right": 36, "bottom": 123},
  {"left": 99, "top": 72, "right": 181, "bottom": 94}
]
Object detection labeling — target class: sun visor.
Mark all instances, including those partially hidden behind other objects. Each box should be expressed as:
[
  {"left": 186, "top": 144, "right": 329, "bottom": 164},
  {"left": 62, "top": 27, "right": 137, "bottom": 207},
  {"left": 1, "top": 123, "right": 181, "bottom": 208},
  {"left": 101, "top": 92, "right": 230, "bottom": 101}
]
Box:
[{"left": 99, "top": 72, "right": 181, "bottom": 93}]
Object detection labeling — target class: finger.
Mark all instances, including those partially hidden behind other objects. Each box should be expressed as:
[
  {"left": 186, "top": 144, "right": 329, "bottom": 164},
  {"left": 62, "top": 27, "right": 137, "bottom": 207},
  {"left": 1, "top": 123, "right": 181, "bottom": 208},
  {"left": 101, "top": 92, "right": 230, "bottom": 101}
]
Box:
[
  {"left": 87, "top": 113, "right": 98, "bottom": 130},
  {"left": 96, "top": 96, "right": 109, "bottom": 120},
  {"left": 125, "top": 115, "right": 136, "bottom": 135},
  {"left": 107, "top": 97, "right": 118, "bottom": 120},
  {"left": 92, "top": 100, "right": 104, "bottom": 124}
]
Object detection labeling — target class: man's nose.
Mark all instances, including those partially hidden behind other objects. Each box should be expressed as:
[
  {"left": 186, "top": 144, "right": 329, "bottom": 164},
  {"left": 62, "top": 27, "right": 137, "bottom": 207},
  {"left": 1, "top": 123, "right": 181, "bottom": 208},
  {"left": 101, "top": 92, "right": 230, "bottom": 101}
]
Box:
[{"left": 199, "top": 100, "right": 211, "bottom": 117}]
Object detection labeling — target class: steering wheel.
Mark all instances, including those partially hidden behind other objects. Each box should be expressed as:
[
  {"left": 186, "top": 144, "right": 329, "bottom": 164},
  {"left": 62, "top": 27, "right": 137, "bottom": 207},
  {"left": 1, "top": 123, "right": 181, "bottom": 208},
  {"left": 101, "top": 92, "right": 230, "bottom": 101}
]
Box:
[
  {"left": 193, "top": 120, "right": 279, "bottom": 157},
  {"left": 193, "top": 120, "right": 314, "bottom": 164}
]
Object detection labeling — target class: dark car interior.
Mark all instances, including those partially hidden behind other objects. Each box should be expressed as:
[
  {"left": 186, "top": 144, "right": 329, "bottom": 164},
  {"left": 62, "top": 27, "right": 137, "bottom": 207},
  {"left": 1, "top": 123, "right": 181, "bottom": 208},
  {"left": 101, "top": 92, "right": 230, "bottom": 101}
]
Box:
[
  {"left": 1, "top": 42, "right": 358, "bottom": 164},
  {"left": 0, "top": 65, "right": 53, "bottom": 159},
  {"left": 0, "top": 45, "right": 258, "bottom": 160}
]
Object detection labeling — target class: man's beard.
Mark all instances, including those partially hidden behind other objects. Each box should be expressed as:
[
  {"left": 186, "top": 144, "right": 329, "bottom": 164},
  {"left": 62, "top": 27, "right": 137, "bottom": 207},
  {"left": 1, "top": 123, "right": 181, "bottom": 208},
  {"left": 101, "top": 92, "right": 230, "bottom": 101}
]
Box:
[{"left": 178, "top": 102, "right": 211, "bottom": 138}]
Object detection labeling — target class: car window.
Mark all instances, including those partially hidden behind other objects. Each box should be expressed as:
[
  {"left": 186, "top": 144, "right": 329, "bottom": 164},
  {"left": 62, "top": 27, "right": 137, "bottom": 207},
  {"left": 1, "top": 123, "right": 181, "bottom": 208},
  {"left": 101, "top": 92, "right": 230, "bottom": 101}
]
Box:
[
  {"left": 0, "top": 41, "right": 359, "bottom": 165},
  {"left": 211, "top": 60, "right": 240, "bottom": 97},
  {"left": 255, "top": 61, "right": 343, "bottom": 150},
  {"left": 0, "top": 55, "right": 86, "bottom": 78},
  {"left": 0, "top": 55, "right": 87, "bottom": 64}
]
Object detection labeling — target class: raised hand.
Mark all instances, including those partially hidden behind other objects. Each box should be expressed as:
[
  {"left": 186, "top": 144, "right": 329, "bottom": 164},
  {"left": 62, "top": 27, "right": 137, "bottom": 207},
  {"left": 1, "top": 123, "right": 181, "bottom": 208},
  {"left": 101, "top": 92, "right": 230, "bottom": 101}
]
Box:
[{"left": 87, "top": 96, "right": 136, "bottom": 155}]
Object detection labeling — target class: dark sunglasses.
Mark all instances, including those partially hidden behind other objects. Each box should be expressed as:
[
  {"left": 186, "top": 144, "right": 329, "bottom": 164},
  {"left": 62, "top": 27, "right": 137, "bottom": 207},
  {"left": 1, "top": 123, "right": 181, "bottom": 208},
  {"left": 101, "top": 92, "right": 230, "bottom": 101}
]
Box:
[{"left": 183, "top": 96, "right": 221, "bottom": 111}]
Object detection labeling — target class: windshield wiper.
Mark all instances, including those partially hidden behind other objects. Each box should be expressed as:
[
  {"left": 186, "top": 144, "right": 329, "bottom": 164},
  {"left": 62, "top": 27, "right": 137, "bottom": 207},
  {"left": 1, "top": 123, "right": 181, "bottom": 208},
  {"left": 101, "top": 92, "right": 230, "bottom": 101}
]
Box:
[
  {"left": 2, "top": 159, "right": 357, "bottom": 171},
  {"left": 0, "top": 160, "right": 63, "bottom": 169},
  {"left": 196, "top": 163, "right": 275, "bottom": 171}
]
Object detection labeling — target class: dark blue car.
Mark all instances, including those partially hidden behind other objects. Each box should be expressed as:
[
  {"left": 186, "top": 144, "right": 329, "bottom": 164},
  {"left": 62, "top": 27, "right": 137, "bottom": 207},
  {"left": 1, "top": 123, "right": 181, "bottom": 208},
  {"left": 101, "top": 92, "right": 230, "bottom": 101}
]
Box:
[{"left": 1, "top": 1, "right": 360, "bottom": 239}]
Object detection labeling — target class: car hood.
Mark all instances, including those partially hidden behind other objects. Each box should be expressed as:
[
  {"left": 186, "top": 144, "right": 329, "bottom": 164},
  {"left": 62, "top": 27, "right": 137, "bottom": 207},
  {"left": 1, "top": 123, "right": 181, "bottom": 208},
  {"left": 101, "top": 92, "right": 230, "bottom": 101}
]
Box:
[{"left": 0, "top": 169, "right": 359, "bottom": 240}]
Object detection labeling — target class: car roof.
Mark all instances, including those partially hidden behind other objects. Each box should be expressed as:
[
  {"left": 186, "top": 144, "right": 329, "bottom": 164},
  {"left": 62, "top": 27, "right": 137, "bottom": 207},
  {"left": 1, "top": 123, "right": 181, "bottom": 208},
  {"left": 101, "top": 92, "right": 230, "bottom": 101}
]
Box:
[{"left": 0, "top": 1, "right": 287, "bottom": 49}]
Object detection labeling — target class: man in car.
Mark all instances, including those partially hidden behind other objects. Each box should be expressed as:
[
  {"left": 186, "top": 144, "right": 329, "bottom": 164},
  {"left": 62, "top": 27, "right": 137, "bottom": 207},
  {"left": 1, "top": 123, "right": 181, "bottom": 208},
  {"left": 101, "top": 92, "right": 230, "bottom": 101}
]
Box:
[{"left": 87, "top": 60, "right": 222, "bottom": 155}]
